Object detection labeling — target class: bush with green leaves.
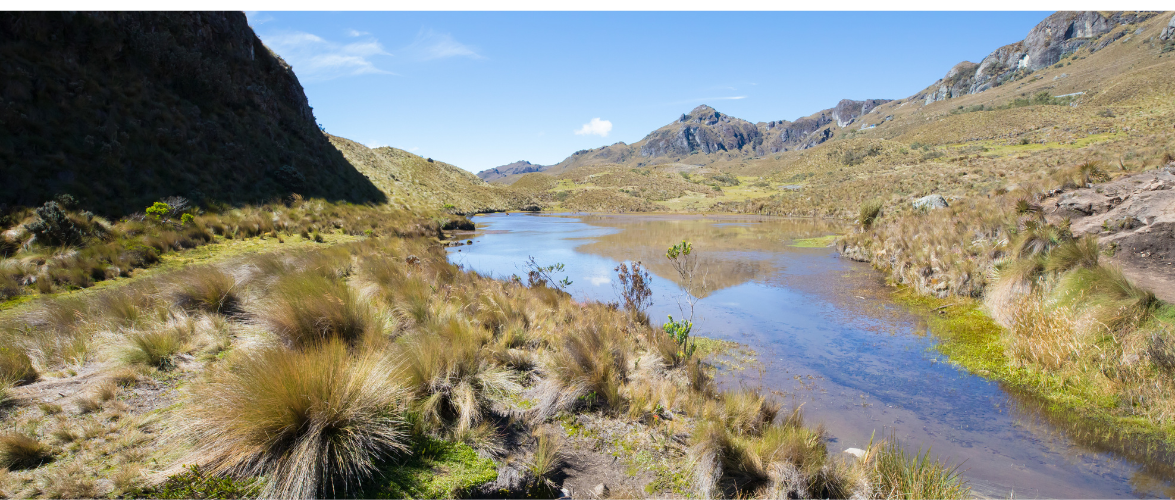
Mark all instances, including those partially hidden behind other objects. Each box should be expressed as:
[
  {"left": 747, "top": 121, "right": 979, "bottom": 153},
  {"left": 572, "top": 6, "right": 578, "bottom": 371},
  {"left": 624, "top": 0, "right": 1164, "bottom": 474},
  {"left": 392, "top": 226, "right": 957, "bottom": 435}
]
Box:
[
  {"left": 146, "top": 201, "right": 172, "bottom": 220},
  {"left": 25, "top": 201, "right": 84, "bottom": 246}
]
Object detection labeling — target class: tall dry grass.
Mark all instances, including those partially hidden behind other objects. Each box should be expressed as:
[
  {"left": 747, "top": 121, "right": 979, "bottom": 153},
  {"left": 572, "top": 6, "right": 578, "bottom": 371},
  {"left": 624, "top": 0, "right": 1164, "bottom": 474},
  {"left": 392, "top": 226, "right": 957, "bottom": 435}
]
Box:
[{"left": 181, "top": 341, "right": 409, "bottom": 498}]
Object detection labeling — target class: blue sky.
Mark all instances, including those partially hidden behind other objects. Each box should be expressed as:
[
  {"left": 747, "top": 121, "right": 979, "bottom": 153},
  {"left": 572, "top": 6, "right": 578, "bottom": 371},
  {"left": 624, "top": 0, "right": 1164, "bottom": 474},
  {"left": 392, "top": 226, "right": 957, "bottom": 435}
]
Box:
[{"left": 246, "top": 11, "right": 1048, "bottom": 173}]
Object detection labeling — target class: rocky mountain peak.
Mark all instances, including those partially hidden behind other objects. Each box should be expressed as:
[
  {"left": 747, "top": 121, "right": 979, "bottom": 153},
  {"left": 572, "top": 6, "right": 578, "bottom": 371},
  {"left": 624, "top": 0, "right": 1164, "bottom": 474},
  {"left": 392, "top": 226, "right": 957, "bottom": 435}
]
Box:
[
  {"left": 921, "top": 10, "right": 1158, "bottom": 105},
  {"left": 641, "top": 105, "right": 760, "bottom": 158}
]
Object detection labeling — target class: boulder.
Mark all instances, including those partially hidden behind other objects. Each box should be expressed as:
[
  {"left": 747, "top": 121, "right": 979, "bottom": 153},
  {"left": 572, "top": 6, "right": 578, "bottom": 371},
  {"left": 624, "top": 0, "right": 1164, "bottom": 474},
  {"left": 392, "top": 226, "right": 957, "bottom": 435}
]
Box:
[
  {"left": 591, "top": 483, "right": 609, "bottom": 498},
  {"left": 844, "top": 448, "right": 866, "bottom": 459},
  {"left": 1162, "top": 14, "right": 1175, "bottom": 41},
  {"left": 913, "top": 194, "right": 949, "bottom": 210}
]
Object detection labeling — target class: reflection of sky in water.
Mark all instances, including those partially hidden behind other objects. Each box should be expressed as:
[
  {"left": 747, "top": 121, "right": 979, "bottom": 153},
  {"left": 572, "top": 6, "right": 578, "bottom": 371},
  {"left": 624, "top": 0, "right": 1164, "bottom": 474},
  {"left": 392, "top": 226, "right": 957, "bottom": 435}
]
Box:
[{"left": 448, "top": 213, "right": 1175, "bottom": 499}]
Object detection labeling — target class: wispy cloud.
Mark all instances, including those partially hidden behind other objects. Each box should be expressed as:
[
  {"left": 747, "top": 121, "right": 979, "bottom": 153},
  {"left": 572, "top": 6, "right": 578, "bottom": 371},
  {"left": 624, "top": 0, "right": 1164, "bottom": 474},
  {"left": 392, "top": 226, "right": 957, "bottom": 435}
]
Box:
[
  {"left": 244, "top": 11, "right": 273, "bottom": 26},
  {"left": 346, "top": 29, "right": 370, "bottom": 37},
  {"left": 575, "top": 118, "right": 612, "bottom": 137},
  {"left": 403, "top": 29, "right": 483, "bottom": 61},
  {"left": 260, "top": 30, "right": 392, "bottom": 82}
]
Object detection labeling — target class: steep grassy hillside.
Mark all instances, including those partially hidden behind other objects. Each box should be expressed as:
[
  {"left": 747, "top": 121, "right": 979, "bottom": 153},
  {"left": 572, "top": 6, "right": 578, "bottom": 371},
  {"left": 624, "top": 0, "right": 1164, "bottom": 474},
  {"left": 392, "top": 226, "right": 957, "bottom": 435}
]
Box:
[
  {"left": 0, "top": 12, "right": 385, "bottom": 217},
  {"left": 327, "top": 135, "right": 539, "bottom": 214}
]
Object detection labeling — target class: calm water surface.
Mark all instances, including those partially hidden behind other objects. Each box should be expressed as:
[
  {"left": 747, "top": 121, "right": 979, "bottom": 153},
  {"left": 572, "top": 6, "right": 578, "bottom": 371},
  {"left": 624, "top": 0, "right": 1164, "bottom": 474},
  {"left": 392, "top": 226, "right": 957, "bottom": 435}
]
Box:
[{"left": 446, "top": 213, "right": 1175, "bottom": 498}]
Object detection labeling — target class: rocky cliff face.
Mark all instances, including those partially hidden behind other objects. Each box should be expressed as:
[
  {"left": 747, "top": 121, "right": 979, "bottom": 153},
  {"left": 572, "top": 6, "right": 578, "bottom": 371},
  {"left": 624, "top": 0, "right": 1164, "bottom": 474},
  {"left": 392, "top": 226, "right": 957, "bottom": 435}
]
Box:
[
  {"left": 633, "top": 100, "right": 890, "bottom": 159},
  {"left": 920, "top": 11, "right": 1158, "bottom": 105},
  {"left": 477, "top": 160, "right": 549, "bottom": 183},
  {"left": 638, "top": 105, "right": 763, "bottom": 157},
  {"left": 0, "top": 12, "right": 384, "bottom": 216}
]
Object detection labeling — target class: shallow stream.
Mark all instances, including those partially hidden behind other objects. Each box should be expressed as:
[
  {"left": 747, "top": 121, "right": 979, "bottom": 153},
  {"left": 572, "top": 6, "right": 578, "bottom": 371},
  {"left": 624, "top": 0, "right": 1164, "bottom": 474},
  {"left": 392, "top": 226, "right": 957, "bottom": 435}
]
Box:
[{"left": 446, "top": 213, "right": 1175, "bottom": 498}]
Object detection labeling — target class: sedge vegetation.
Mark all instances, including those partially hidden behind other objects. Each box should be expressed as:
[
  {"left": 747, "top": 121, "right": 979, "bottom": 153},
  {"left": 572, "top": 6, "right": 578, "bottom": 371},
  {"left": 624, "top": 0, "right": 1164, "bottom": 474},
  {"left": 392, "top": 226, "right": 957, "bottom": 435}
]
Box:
[
  {"left": 0, "top": 205, "right": 965, "bottom": 498},
  {"left": 842, "top": 160, "right": 1175, "bottom": 449}
]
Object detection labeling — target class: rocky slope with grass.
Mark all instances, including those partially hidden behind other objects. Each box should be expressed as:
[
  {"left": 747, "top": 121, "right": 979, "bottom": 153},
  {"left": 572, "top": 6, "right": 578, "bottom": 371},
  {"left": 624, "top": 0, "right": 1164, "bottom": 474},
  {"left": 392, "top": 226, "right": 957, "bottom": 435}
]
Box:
[{"left": 476, "top": 160, "right": 551, "bottom": 183}]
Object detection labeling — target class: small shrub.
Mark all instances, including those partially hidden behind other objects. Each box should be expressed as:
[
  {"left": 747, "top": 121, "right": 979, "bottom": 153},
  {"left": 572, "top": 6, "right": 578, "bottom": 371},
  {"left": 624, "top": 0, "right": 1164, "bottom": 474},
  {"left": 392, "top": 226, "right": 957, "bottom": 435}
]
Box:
[
  {"left": 0, "top": 433, "right": 54, "bottom": 470},
  {"left": 146, "top": 202, "right": 172, "bottom": 220},
  {"left": 25, "top": 201, "right": 84, "bottom": 246},
  {"left": 614, "top": 261, "right": 653, "bottom": 317}
]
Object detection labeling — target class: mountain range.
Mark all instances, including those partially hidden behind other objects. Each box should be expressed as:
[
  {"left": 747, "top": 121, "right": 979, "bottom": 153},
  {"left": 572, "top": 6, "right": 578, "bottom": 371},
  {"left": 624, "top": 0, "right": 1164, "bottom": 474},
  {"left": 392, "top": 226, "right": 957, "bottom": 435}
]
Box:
[{"left": 478, "top": 10, "right": 1168, "bottom": 184}]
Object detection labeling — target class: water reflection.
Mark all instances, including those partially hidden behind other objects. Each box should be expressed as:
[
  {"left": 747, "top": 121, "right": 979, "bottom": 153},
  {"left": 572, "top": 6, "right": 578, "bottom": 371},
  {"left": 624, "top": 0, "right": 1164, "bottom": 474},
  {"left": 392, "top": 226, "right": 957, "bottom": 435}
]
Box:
[{"left": 448, "top": 213, "right": 1175, "bottom": 498}]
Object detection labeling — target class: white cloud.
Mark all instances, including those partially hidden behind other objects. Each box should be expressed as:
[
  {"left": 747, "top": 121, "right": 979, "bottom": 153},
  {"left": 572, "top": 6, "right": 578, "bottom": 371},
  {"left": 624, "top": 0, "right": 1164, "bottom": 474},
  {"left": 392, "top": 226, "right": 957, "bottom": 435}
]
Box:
[
  {"left": 403, "top": 29, "right": 482, "bottom": 61},
  {"left": 575, "top": 118, "right": 612, "bottom": 137},
  {"left": 346, "top": 29, "right": 370, "bottom": 37},
  {"left": 589, "top": 275, "right": 611, "bottom": 286},
  {"left": 365, "top": 141, "right": 388, "bottom": 148},
  {"left": 260, "top": 30, "right": 392, "bottom": 82}
]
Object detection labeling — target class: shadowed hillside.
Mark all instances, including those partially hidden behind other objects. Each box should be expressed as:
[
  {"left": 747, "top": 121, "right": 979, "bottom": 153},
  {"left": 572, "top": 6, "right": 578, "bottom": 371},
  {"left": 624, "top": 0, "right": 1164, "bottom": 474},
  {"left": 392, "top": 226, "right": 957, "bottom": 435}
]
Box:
[{"left": 0, "top": 12, "right": 386, "bottom": 217}]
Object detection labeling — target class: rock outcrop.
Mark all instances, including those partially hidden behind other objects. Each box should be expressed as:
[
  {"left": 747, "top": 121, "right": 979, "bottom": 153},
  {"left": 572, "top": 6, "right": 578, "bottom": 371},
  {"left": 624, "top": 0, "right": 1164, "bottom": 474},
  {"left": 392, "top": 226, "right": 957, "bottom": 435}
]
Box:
[
  {"left": 477, "top": 160, "right": 549, "bottom": 183},
  {"left": 913, "top": 194, "right": 949, "bottom": 210},
  {"left": 1046, "top": 166, "right": 1175, "bottom": 302},
  {"left": 920, "top": 11, "right": 1158, "bottom": 105},
  {"left": 639, "top": 105, "right": 763, "bottom": 157},
  {"left": 1161, "top": 13, "right": 1175, "bottom": 40}
]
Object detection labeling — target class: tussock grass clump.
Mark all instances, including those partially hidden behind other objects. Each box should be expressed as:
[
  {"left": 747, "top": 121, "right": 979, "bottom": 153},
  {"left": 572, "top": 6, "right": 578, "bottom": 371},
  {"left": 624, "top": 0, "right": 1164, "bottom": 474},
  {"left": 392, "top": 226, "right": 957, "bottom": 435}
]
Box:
[
  {"left": 542, "top": 320, "right": 631, "bottom": 414},
  {"left": 1057, "top": 264, "right": 1157, "bottom": 331},
  {"left": 863, "top": 437, "right": 970, "bottom": 499},
  {"left": 255, "top": 273, "right": 381, "bottom": 349},
  {"left": 689, "top": 404, "right": 832, "bottom": 499},
  {"left": 525, "top": 430, "right": 565, "bottom": 495},
  {"left": 1045, "top": 235, "right": 1099, "bottom": 273},
  {"left": 171, "top": 267, "right": 241, "bottom": 315},
  {"left": 0, "top": 345, "right": 37, "bottom": 386},
  {"left": 858, "top": 199, "right": 883, "bottom": 229},
  {"left": 0, "top": 433, "right": 54, "bottom": 470},
  {"left": 403, "top": 318, "right": 520, "bottom": 435},
  {"left": 121, "top": 325, "right": 191, "bottom": 370},
  {"left": 182, "top": 341, "right": 409, "bottom": 498}
]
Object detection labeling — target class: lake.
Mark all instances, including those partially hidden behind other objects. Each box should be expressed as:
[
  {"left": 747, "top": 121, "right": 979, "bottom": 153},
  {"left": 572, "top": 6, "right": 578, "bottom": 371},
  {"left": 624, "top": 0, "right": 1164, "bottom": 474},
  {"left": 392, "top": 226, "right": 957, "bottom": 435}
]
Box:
[{"left": 446, "top": 212, "right": 1175, "bottom": 498}]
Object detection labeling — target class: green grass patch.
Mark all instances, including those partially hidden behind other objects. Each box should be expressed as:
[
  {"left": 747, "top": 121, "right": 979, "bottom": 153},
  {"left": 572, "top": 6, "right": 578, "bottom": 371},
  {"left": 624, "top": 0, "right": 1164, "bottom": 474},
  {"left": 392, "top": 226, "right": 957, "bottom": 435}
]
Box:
[
  {"left": 368, "top": 436, "right": 498, "bottom": 499},
  {"left": 693, "top": 336, "right": 758, "bottom": 372},
  {"left": 893, "top": 288, "right": 1175, "bottom": 459},
  {"left": 789, "top": 235, "right": 839, "bottom": 248}
]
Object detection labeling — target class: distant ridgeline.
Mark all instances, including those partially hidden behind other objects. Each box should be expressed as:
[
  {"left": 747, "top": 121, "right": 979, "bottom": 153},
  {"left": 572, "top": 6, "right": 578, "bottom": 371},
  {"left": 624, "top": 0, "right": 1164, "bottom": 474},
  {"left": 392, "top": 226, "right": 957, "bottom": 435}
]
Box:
[{"left": 0, "top": 12, "right": 385, "bottom": 216}]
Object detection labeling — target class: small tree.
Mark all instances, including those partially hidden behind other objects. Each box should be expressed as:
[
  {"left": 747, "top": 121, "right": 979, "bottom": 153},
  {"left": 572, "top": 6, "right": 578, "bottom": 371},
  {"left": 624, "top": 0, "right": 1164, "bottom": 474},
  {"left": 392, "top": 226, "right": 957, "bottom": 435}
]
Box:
[
  {"left": 614, "top": 261, "right": 652, "bottom": 318},
  {"left": 665, "top": 240, "right": 706, "bottom": 322},
  {"left": 525, "top": 256, "right": 573, "bottom": 291}
]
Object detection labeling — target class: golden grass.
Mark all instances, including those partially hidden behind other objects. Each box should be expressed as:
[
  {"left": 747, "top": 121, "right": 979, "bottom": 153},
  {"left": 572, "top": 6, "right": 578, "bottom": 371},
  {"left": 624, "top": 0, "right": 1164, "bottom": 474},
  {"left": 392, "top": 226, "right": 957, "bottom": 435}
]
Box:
[{"left": 181, "top": 340, "right": 409, "bottom": 498}]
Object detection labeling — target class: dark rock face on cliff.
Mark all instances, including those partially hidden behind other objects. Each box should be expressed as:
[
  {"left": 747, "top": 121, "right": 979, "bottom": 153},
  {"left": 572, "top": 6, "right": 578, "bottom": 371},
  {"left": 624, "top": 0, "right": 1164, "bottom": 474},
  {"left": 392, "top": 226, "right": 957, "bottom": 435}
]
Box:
[
  {"left": 920, "top": 11, "right": 1158, "bottom": 105},
  {"left": 477, "top": 160, "right": 549, "bottom": 183},
  {"left": 0, "top": 12, "right": 385, "bottom": 216},
  {"left": 639, "top": 105, "right": 763, "bottom": 157}
]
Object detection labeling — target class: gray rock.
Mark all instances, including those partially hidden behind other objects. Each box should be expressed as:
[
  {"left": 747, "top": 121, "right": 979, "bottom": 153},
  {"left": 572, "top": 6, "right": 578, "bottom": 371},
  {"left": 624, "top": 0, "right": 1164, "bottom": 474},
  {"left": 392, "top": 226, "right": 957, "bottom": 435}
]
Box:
[
  {"left": 591, "top": 483, "right": 609, "bottom": 498},
  {"left": 844, "top": 448, "right": 866, "bottom": 459},
  {"left": 923, "top": 12, "right": 1158, "bottom": 105},
  {"left": 1162, "top": 14, "right": 1175, "bottom": 41},
  {"left": 913, "top": 194, "right": 949, "bottom": 210}
]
